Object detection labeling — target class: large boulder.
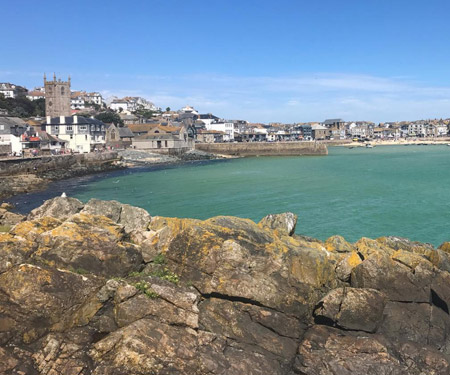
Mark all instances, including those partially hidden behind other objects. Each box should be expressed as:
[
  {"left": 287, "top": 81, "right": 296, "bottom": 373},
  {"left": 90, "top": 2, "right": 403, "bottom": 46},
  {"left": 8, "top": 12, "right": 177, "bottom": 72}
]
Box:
[
  {"left": 33, "top": 213, "right": 143, "bottom": 277},
  {"left": 28, "top": 197, "right": 84, "bottom": 220},
  {"left": 81, "top": 198, "right": 151, "bottom": 233}
]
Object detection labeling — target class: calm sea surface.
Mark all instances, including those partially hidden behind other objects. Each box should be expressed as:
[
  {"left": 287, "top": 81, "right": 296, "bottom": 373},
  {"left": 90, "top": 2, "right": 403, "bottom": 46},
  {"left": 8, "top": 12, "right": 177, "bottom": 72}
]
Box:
[{"left": 8, "top": 145, "right": 450, "bottom": 246}]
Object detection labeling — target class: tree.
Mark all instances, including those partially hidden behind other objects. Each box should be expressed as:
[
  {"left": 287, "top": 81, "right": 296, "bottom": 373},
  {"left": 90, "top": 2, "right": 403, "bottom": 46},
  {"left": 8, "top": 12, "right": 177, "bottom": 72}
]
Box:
[
  {"left": 166, "top": 107, "right": 171, "bottom": 112},
  {"left": 95, "top": 111, "right": 124, "bottom": 126}
]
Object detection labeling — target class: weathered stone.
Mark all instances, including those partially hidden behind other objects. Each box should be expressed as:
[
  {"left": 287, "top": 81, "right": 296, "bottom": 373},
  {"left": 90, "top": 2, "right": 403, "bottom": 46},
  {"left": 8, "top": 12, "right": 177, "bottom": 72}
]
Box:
[
  {"left": 90, "top": 319, "right": 199, "bottom": 375},
  {"left": 1, "top": 198, "right": 450, "bottom": 374},
  {"left": 118, "top": 203, "right": 151, "bottom": 233},
  {"left": 33, "top": 213, "right": 143, "bottom": 277},
  {"left": 377, "top": 236, "right": 435, "bottom": 256},
  {"left": 335, "top": 251, "right": 362, "bottom": 281},
  {"left": 28, "top": 197, "right": 84, "bottom": 220},
  {"left": 199, "top": 298, "right": 298, "bottom": 359},
  {"left": 80, "top": 199, "right": 123, "bottom": 222},
  {"left": 0, "top": 232, "right": 36, "bottom": 272},
  {"left": 0, "top": 207, "right": 24, "bottom": 226},
  {"left": 378, "top": 301, "right": 450, "bottom": 351},
  {"left": 296, "top": 325, "right": 449, "bottom": 375},
  {"left": 0, "top": 264, "right": 102, "bottom": 345},
  {"left": 258, "top": 212, "right": 297, "bottom": 236},
  {"left": 325, "top": 235, "right": 355, "bottom": 253},
  {"left": 314, "top": 287, "right": 386, "bottom": 332},
  {"left": 351, "top": 252, "right": 433, "bottom": 302},
  {"left": 81, "top": 199, "right": 151, "bottom": 233}
]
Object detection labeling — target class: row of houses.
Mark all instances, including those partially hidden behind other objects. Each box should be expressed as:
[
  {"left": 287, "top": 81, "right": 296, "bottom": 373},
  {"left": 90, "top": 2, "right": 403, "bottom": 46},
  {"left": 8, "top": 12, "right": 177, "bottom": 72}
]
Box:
[{"left": 0, "top": 115, "right": 196, "bottom": 156}]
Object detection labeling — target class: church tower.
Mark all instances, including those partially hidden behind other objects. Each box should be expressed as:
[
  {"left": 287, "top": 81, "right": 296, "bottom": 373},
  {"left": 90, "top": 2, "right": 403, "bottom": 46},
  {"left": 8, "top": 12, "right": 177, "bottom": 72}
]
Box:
[{"left": 44, "top": 73, "right": 71, "bottom": 117}]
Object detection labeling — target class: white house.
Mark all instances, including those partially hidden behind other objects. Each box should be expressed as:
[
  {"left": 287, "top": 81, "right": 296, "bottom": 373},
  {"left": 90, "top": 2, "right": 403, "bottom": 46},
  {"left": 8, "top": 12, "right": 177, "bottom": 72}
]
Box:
[
  {"left": 27, "top": 90, "right": 46, "bottom": 101},
  {"left": 206, "top": 121, "right": 235, "bottom": 141},
  {"left": 43, "top": 115, "right": 107, "bottom": 153},
  {"left": 0, "top": 83, "right": 27, "bottom": 99}
]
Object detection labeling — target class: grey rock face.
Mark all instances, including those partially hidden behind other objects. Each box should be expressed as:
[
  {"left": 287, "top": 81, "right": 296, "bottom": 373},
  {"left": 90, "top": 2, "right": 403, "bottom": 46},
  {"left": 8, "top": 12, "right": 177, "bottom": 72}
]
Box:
[
  {"left": 28, "top": 196, "right": 84, "bottom": 220},
  {"left": 258, "top": 212, "right": 298, "bottom": 236}
]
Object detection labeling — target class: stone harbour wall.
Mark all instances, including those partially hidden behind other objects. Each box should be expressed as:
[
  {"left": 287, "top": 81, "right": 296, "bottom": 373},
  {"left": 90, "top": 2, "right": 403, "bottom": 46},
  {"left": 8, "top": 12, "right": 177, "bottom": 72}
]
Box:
[
  {"left": 0, "top": 152, "right": 122, "bottom": 200},
  {"left": 195, "top": 141, "right": 328, "bottom": 156},
  {"left": 0, "top": 151, "right": 120, "bottom": 176}
]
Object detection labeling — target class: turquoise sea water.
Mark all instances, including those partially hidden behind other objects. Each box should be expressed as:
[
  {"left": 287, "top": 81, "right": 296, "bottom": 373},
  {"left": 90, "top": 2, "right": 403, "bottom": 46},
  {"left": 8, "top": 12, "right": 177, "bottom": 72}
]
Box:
[{"left": 70, "top": 145, "right": 450, "bottom": 246}]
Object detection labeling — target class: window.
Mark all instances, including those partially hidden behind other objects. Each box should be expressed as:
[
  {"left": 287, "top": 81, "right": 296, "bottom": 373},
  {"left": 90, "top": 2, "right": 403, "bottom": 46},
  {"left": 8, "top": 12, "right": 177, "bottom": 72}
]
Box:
[
  {"left": 70, "top": 135, "right": 73, "bottom": 139},
  {"left": 66, "top": 126, "right": 72, "bottom": 131},
  {"left": 61, "top": 87, "right": 65, "bottom": 95},
  {"left": 165, "top": 141, "right": 168, "bottom": 147}
]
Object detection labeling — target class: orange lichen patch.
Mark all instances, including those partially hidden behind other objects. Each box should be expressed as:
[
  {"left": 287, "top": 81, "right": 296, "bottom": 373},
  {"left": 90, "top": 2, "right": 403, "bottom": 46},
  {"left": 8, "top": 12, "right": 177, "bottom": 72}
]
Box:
[
  {"left": 12, "top": 217, "right": 62, "bottom": 239},
  {"left": 0, "top": 233, "right": 35, "bottom": 255},
  {"left": 391, "top": 250, "right": 432, "bottom": 270},
  {"left": 346, "top": 251, "right": 363, "bottom": 268},
  {"left": 438, "top": 242, "right": 450, "bottom": 254},
  {"left": 355, "top": 237, "right": 394, "bottom": 258},
  {"left": 325, "top": 235, "right": 354, "bottom": 253},
  {"left": 69, "top": 213, "right": 123, "bottom": 238},
  {"left": 289, "top": 250, "right": 336, "bottom": 288}
]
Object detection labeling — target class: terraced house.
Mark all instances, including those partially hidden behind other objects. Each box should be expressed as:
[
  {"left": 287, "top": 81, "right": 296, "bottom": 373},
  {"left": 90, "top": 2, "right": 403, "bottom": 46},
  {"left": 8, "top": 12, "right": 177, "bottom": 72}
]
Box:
[{"left": 42, "top": 115, "right": 107, "bottom": 153}]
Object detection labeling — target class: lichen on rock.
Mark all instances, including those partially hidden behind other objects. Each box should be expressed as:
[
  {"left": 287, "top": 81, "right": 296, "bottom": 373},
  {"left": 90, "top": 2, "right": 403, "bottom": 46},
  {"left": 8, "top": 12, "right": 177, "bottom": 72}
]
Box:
[{"left": 0, "top": 198, "right": 449, "bottom": 374}]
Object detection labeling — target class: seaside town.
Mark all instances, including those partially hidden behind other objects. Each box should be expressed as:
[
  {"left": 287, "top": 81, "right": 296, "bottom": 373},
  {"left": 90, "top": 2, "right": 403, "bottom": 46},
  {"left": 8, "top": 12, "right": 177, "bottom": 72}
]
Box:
[{"left": 1, "top": 76, "right": 450, "bottom": 158}]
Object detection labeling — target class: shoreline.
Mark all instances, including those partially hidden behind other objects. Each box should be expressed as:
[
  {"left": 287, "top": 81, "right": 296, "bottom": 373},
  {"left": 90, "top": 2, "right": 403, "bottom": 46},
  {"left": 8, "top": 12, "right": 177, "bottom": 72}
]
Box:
[{"left": 333, "top": 139, "right": 450, "bottom": 147}]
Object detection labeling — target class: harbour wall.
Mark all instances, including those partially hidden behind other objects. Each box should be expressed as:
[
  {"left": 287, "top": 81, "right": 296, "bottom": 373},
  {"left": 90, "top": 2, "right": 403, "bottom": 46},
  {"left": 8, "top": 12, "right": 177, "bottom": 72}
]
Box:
[
  {"left": 195, "top": 142, "right": 328, "bottom": 156},
  {"left": 0, "top": 152, "right": 120, "bottom": 177},
  {"left": 0, "top": 152, "right": 122, "bottom": 200}
]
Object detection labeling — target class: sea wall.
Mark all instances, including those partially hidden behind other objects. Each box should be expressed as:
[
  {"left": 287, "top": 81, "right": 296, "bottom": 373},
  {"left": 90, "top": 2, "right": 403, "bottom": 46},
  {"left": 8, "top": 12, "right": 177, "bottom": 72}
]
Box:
[
  {"left": 0, "top": 151, "right": 120, "bottom": 176},
  {"left": 0, "top": 152, "right": 122, "bottom": 200},
  {"left": 195, "top": 141, "right": 328, "bottom": 156}
]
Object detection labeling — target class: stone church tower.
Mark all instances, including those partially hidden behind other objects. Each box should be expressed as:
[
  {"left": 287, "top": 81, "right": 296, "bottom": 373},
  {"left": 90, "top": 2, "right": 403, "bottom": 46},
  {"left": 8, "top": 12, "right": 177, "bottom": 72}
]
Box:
[{"left": 44, "top": 73, "right": 71, "bottom": 117}]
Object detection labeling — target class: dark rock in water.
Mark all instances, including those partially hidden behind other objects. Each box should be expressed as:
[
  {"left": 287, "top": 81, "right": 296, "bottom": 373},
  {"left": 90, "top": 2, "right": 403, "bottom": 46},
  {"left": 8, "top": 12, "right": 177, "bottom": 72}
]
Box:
[{"left": 0, "top": 198, "right": 449, "bottom": 374}]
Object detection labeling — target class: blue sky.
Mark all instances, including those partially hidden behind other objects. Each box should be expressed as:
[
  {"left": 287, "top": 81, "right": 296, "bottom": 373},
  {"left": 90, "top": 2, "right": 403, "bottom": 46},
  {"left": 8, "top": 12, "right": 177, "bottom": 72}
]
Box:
[{"left": 2, "top": 0, "right": 450, "bottom": 123}]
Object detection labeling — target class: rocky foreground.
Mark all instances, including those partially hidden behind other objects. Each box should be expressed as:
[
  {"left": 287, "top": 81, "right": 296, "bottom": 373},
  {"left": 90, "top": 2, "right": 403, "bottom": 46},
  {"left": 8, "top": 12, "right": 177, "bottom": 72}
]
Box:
[{"left": 0, "top": 198, "right": 449, "bottom": 374}]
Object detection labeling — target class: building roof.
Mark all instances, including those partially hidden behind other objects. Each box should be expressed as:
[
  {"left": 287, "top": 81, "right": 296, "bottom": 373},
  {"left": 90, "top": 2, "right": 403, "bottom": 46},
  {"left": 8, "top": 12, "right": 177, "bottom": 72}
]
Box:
[
  {"left": 199, "top": 113, "right": 219, "bottom": 120},
  {"left": 323, "top": 119, "right": 344, "bottom": 125},
  {"left": 44, "top": 116, "right": 105, "bottom": 126},
  {"left": 118, "top": 127, "right": 134, "bottom": 138},
  {"left": 0, "top": 116, "right": 28, "bottom": 135},
  {"left": 311, "top": 124, "right": 328, "bottom": 130},
  {"left": 127, "top": 123, "right": 161, "bottom": 133}
]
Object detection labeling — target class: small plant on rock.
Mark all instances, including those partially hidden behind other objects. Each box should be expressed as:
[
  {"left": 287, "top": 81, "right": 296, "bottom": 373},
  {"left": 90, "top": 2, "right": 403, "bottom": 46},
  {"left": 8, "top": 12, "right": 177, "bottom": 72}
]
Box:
[{"left": 134, "top": 281, "right": 159, "bottom": 299}]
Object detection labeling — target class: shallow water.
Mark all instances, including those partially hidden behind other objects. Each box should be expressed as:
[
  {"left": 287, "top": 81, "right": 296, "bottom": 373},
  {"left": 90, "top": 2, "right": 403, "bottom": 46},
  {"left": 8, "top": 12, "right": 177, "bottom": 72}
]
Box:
[{"left": 8, "top": 146, "right": 450, "bottom": 245}]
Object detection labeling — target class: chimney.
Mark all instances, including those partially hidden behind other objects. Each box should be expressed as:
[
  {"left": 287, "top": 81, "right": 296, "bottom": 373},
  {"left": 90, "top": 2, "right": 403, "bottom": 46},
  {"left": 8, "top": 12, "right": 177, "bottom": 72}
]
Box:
[
  {"left": 46, "top": 116, "right": 51, "bottom": 124},
  {"left": 73, "top": 115, "right": 78, "bottom": 124},
  {"left": 60, "top": 116, "right": 65, "bottom": 124}
]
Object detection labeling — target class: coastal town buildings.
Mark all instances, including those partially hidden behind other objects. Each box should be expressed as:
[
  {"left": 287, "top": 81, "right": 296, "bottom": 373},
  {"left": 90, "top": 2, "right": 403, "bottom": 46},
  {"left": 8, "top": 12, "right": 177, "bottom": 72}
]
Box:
[
  {"left": 106, "top": 123, "right": 134, "bottom": 148},
  {"left": 132, "top": 124, "right": 194, "bottom": 154},
  {"left": 0, "top": 83, "right": 27, "bottom": 99},
  {"left": 205, "top": 121, "right": 235, "bottom": 141},
  {"left": 42, "top": 115, "right": 107, "bottom": 153}
]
